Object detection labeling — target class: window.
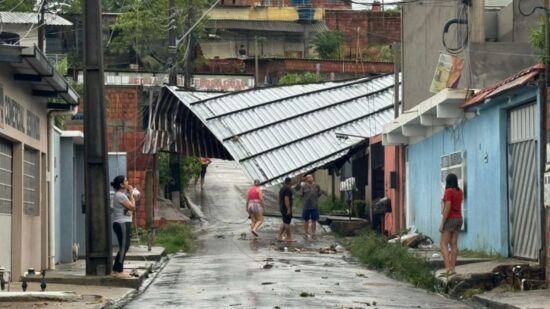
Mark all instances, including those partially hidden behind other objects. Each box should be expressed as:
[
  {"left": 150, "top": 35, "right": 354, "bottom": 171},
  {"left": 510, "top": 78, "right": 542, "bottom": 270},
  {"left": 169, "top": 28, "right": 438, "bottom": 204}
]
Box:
[
  {"left": 24, "top": 148, "right": 39, "bottom": 216},
  {"left": 0, "top": 140, "right": 12, "bottom": 215},
  {"left": 441, "top": 151, "right": 466, "bottom": 231}
]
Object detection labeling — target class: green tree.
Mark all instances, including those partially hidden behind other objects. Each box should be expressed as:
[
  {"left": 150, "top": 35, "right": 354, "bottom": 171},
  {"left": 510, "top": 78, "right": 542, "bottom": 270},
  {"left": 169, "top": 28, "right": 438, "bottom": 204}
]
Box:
[
  {"left": 529, "top": 19, "right": 545, "bottom": 62},
  {"left": 108, "top": 0, "right": 209, "bottom": 71},
  {"left": 278, "top": 72, "right": 318, "bottom": 85},
  {"left": 312, "top": 31, "right": 343, "bottom": 60},
  {"left": 0, "top": 0, "right": 35, "bottom": 11}
]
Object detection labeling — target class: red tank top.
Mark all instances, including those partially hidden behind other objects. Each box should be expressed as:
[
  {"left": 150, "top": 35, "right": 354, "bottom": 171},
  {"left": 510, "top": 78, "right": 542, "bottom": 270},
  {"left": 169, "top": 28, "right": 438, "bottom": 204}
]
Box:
[{"left": 247, "top": 186, "right": 260, "bottom": 200}]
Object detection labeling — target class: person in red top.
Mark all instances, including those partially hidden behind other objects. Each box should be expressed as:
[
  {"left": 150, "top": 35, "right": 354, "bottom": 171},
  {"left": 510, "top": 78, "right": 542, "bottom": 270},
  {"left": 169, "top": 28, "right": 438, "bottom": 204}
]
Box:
[
  {"left": 246, "top": 179, "right": 264, "bottom": 238},
  {"left": 439, "top": 173, "right": 464, "bottom": 275}
]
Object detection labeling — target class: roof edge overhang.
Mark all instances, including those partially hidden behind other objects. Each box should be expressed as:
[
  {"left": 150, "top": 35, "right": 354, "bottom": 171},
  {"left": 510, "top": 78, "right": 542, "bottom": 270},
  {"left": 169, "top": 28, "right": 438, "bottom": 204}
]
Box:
[
  {"left": 0, "top": 45, "right": 79, "bottom": 106},
  {"left": 382, "top": 88, "right": 471, "bottom": 146}
]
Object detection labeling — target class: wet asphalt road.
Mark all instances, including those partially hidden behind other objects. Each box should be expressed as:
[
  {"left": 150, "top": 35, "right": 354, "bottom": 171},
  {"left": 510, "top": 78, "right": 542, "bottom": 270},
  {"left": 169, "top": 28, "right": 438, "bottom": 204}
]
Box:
[{"left": 125, "top": 160, "right": 476, "bottom": 309}]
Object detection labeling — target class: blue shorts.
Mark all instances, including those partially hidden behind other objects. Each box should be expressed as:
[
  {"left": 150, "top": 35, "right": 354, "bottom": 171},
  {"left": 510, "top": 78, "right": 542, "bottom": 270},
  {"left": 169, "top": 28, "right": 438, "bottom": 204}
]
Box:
[{"left": 302, "top": 208, "right": 320, "bottom": 221}]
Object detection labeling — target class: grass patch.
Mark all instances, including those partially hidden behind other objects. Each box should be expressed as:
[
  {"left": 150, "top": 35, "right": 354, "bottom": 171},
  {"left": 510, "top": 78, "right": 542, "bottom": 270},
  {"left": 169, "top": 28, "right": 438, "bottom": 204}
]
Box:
[
  {"left": 460, "top": 249, "right": 505, "bottom": 259},
  {"left": 155, "top": 223, "right": 196, "bottom": 254},
  {"left": 349, "top": 231, "right": 436, "bottom": 290}
]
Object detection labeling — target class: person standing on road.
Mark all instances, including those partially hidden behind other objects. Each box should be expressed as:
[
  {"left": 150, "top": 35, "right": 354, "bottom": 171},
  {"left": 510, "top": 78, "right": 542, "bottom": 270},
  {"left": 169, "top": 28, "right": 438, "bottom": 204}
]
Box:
[
  {"left": 198, "top": 157, "right": 211, "bottom": 190},
  {"left": 110, "top": 175, "right": 135, "bottom": 278},
  {"left": 277, "top": 177, "right": 295, "bottom": 242},
  {"left": 439, "top": 173, "right": 463, "bottom": 275},
  {"left": 246, "top": 179, "right": 264, "bottom": 238},
  {"left": 302, "top": 174, "right": 321, "bottom": 240}
]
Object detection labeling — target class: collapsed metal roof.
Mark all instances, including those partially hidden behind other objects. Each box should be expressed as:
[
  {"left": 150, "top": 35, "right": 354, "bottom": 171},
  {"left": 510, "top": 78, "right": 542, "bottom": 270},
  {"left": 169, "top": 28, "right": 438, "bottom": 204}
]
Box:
[{"left": 144, "top": 74, "right": 398, "bottom": 186}]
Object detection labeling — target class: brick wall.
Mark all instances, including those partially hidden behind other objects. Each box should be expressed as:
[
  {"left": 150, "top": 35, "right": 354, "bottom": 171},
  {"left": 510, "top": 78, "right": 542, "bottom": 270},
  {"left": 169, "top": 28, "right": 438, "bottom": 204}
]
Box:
[
  {"left": 325, "top": 10, "right": 400, "bottom": 58},
  {"left": 66, "top": 85, "right": 151, "bottom": 227}
]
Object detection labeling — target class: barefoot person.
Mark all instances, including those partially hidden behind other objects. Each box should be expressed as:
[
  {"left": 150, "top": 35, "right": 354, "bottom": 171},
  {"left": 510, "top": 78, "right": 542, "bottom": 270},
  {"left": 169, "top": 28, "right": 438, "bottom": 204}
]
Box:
[
  {"left": 110, "top": 175, "right": 135, "bottom": 277},
  {"left": 301, "top": 174, "right": 321, "bottom": 240},
  {"left": 246, "top": 179, "right": 264, "bottom": 238},
  {"left": 277, "top": 177, "right": 294, "bottom": 242},
  {"left": 439, "top": 173, "right": 463, "bottom": 275}
]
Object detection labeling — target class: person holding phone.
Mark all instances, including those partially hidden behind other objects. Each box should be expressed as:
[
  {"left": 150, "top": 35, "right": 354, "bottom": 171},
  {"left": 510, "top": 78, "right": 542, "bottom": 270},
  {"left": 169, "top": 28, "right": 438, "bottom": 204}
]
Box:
[{"left": 110, "top": 175, "right": 135, "bottom": 278}]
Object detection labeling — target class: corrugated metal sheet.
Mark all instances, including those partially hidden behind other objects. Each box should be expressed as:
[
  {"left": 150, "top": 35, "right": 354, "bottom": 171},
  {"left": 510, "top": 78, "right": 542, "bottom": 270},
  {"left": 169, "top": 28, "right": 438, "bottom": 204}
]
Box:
[
  {"left": 509, "top": 104, "right": 536, "bottom": 143},
  {"left": 508, "top": 104, "right": 540, "bottom": 260},
  {"left": 206, "top": 20, "right": 328, "bottom": 33},
  {"left": 145, "top": 74, "right": 397, "bottom": 186},
  {"left": 0, "top": 12, "right": 72, "bottom": 26}
]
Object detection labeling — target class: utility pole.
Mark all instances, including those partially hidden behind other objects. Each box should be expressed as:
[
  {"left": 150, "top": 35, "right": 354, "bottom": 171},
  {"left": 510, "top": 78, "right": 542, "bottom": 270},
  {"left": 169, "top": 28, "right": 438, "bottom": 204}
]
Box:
[
  {"left": 168, "top": 0, "right": 181, "bottom": 209},
  {"left": 184, "top": 0, "right": 194, "bottom": 89},
  {"left": 38, "top": 0, "right": 47, "bottom": 51},
  {"left": 83, "top": 0, "right": 112, "bottom": 275},
  {"left": 168, "top": 0, "right": 177, "bottom": 85}
]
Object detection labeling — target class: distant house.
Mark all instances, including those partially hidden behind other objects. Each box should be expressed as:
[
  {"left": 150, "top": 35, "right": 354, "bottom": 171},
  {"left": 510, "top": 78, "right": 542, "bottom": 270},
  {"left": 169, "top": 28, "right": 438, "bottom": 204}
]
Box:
[
  {"left": 0, "top": 11, "right": 73, "bottom": 60},
  {"left": 383, "top": 65, "right": 543, "bottom": 259}
]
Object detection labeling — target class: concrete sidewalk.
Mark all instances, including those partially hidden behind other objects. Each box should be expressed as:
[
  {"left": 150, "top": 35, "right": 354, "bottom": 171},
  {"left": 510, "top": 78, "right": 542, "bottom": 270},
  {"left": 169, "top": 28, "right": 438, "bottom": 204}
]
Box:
[
  {"left": 431, "top": 255, "right": 547, "bottom": 308},
  {"left": 0, "top": 246, "right": 167, "bottom": 308}
]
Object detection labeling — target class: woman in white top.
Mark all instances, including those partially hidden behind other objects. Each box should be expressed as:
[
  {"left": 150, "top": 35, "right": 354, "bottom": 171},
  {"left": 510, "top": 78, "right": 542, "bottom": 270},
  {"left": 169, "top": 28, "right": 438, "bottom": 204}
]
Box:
[{"left": 110, "top": 175, "right": 135, "bottom": 277}]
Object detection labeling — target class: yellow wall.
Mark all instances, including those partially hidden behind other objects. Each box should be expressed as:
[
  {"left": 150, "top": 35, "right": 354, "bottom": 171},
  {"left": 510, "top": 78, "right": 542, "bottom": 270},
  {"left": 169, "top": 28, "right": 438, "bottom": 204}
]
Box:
[{"left": 208, "top": 7, "right": 324, "bottom": 21}]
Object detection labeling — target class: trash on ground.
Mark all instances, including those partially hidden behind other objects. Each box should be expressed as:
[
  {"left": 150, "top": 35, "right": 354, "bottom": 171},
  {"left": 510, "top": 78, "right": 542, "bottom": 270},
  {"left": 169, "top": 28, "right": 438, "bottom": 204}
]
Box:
[{"left": 299, "top": 292, "right": 315, "bottom": 297}]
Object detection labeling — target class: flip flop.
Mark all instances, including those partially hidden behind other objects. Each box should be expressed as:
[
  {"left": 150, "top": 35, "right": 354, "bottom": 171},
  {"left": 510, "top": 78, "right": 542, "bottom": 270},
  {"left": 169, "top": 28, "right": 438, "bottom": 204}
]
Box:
[
  {"left": 285, "top": 239, "right": 297, "bottom": 243},
  {"left": 251, "top": 230, "right": 258, "bottom": 237}
]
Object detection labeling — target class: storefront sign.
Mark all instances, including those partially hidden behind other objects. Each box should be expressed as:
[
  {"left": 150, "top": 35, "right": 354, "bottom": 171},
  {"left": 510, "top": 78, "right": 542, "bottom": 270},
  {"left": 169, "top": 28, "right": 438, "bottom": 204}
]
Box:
[
  {"left": 0, "top": 84, "right": 40, "bottom": 140},
  {"left": 77, "top": 72, "right": 255, "bottom": 91}
]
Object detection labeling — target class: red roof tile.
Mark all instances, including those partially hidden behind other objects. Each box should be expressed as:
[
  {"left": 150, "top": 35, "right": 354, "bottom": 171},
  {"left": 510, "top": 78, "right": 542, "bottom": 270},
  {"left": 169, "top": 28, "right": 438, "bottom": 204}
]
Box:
[{"left": 461, "top": 64, "right": 543, "bottom": 109}]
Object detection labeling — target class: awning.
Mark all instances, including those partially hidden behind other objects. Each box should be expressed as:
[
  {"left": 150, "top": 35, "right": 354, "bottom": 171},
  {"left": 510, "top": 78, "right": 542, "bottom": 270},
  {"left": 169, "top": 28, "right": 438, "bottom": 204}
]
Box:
[
  {"left": 144, "top": 74, "right": 398, "bottom": 186},
  {"left": 382, "top": 88, "right": 471, "bottom": 146},
  {"left": 0, "top": 45, "right": 79, "bottom": 106}
]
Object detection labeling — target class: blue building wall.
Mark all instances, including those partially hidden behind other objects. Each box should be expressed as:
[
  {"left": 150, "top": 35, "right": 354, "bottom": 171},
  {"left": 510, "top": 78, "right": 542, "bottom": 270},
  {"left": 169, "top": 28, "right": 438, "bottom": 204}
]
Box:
[{"left": 407, "top": 88, "right": 538, "bottom": 256}]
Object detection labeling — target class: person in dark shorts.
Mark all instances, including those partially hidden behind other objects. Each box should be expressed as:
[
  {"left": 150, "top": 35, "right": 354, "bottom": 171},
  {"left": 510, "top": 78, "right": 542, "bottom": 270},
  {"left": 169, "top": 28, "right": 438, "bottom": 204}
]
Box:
[
  {"left": 277, "top": 177, "right": 294, "bottom": 242},
  {"left": 301, "top": 174, "right": 321, "bottom": 240},
  {"left": 198, "top": 157, "right": 211, "bottom": 190},
  {"left": 439, "top": 173, "right": 464, "bottom": 276}
]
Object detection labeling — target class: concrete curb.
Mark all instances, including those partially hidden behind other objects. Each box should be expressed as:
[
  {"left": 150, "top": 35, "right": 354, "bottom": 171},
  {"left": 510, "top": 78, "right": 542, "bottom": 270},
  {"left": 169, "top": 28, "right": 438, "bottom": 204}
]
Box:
[
  {"left": 472, "top": 295, "right": 520, "bottom": 309},
  {"left": 0, "top": 291, "right": 80, "bottom": 302},
  {"left": 103, "top": 254, "right": 173, "bottom": 308}
]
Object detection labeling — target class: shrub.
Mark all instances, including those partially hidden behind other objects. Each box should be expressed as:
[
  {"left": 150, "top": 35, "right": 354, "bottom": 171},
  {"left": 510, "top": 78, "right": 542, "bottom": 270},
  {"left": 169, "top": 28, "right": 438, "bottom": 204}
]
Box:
[
  {"left": 155, "top": 223, "right": 195, "bottom": 254},
  {"left": 350, "top": 231, "right": 436, "bottom": 289}
]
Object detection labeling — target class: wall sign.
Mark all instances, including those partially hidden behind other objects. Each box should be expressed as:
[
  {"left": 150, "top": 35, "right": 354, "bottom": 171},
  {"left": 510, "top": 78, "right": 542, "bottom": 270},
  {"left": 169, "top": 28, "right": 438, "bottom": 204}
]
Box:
[{"left": 0, "top": 85, "right": 41, "bottom": 140}]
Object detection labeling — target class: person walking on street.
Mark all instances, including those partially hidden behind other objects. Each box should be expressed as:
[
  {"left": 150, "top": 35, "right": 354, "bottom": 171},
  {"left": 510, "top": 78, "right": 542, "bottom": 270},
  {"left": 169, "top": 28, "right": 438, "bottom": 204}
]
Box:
[
  {"left": 198, "top": 157, "right": 211, "bottom": 190},
  {"left": 110, "top": 175, "right": 135, "bottom": 278},
  {"left": 302, "top": 174, "right": 321, "bottom": 240},
  {"left": 439, "top": 173, "right": 463, "bottom": 276},
  {"left": 246, "top": 179, "right": 264, "bottom": 238},
  {"left": 277, "top": 177, "right": 295, "bottom": 242}
]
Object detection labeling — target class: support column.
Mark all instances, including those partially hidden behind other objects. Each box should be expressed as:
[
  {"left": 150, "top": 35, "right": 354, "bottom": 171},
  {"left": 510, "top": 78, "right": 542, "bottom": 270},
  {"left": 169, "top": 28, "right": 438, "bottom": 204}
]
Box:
[{"left": 11, "top": 143, "right": 23, "bottom": 280}]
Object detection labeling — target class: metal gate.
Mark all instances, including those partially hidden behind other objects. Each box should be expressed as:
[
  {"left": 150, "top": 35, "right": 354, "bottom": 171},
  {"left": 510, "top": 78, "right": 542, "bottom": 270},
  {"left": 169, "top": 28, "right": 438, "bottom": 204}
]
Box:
[
  {"left": 508, "top": 104, "right": 540, "bottom": 259},
  {"left": 0, "top": 139, "right": 12, "bottom": 273}
]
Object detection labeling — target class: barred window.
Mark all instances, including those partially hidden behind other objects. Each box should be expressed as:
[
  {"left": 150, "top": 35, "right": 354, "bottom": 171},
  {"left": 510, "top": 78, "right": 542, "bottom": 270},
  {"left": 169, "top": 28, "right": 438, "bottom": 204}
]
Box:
[
  {"left": 0, "top": 139, "right": 12, "bottom": 214},
  {"left": 24, "top": 147, "right": 38, "bottom": 216}
]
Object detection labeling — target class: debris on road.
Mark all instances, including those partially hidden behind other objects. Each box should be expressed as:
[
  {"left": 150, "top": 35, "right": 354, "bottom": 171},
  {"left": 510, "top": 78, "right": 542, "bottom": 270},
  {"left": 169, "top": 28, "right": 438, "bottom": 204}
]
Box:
[{"left": 299, "top": 292, "right": 315, "bottom": 297}]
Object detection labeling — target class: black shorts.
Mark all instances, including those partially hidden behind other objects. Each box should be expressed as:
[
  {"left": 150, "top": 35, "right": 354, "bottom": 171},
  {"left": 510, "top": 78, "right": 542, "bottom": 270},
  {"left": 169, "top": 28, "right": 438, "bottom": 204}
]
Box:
[
  {"left": 200, "top": 165, "right": 208, "bottom": 178},
  {"left": 280, "top": 208, "right": 292, "bottom": 224}
]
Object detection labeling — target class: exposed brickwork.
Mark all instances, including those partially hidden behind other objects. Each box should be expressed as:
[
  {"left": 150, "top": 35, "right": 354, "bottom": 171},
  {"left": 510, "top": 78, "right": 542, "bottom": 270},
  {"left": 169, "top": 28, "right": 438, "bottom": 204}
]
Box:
[
  {"left": 66, "top": 85, "right": 152, "bottom": 227},
  {"left": 325, "top": 10, "right": 400, "bottom": 59}
]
